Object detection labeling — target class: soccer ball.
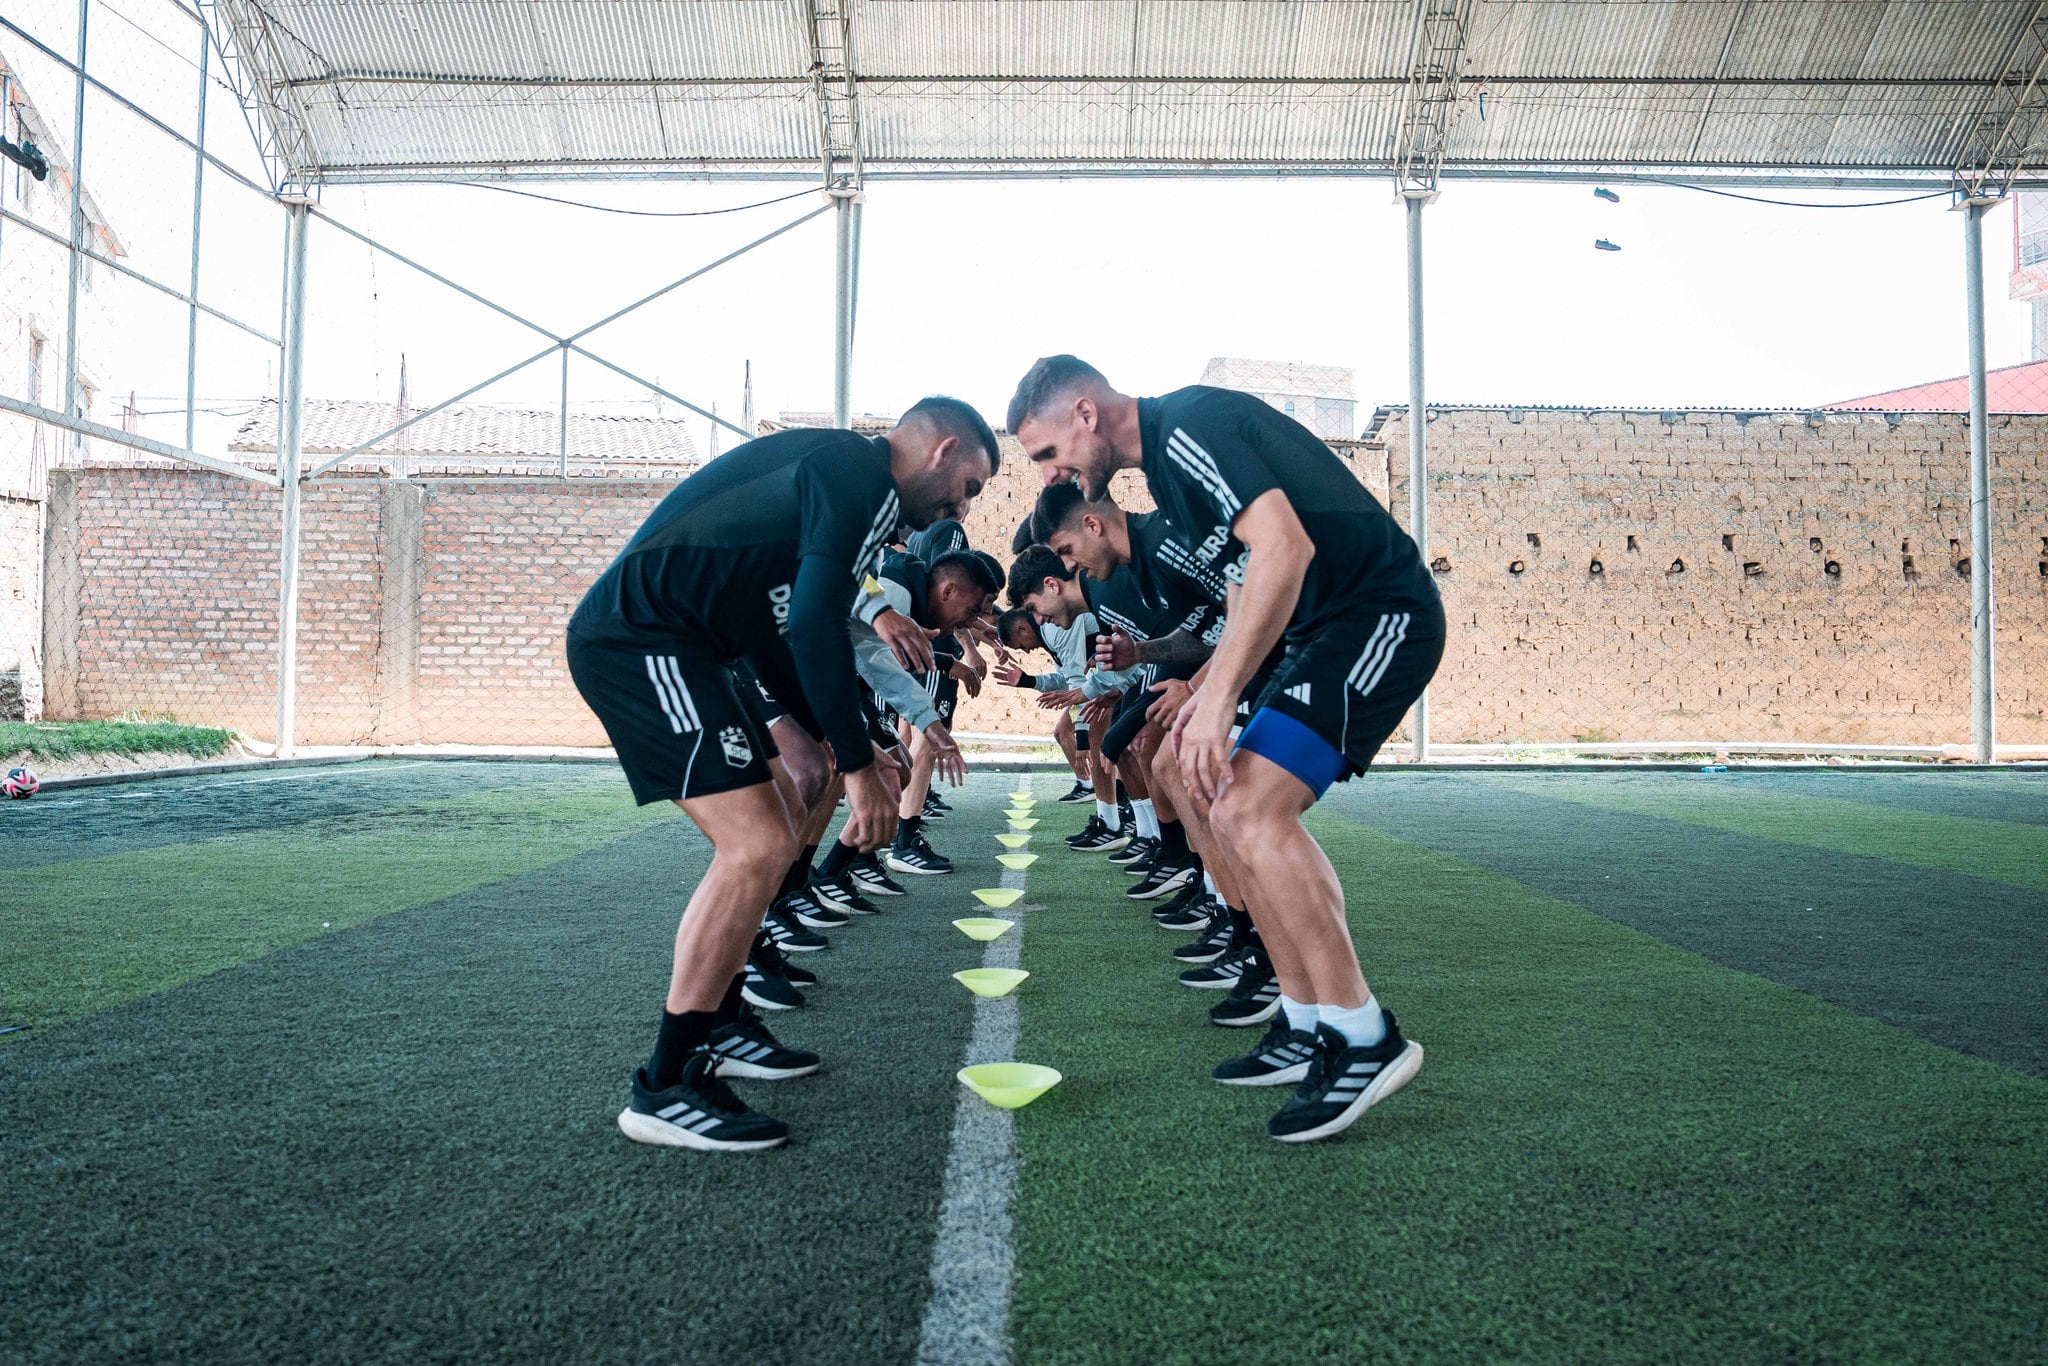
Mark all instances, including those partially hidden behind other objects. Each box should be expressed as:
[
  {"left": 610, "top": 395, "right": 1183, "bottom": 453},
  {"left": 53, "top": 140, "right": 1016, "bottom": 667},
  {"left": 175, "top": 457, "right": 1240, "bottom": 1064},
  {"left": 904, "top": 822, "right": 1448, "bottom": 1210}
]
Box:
[{"left": 3, "top": 766, "right": 39, "bottom": 799}]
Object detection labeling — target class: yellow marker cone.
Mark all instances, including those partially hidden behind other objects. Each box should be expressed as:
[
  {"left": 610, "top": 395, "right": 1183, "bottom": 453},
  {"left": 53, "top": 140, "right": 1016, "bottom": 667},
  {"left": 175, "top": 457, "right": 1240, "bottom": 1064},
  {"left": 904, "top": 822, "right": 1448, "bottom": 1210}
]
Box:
[
  {"left": 958, "top": 1063, "right": 1062, "bottom": 1108},
  {"left": 953, "top": 917, "right": 1015, "bottom": 942},
  {"left": 995, "top": 853, "right": 1038, "bottom": 871},
  {"left": 1009, "top": 797, "right": 1036, "bottom": 810},
  {"left": 954, "top": 968, "right": 1029, "bottom": 998},
  {"left": 1007, "top": 817, "right": 1039, "bottom": 830},
  {"left": 972, "top": 887, "right": 1024, "bottom": 909},
  {"left": 995, "top": 833, "right": 1032, "bottom": 849}
]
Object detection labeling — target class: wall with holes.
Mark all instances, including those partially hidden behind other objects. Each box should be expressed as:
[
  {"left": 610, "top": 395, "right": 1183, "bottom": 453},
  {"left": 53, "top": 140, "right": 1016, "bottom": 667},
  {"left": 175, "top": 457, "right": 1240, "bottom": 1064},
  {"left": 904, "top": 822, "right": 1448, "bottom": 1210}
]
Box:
[{"left": 1372, "top": 408, "right": 2048, "bottom": 746}]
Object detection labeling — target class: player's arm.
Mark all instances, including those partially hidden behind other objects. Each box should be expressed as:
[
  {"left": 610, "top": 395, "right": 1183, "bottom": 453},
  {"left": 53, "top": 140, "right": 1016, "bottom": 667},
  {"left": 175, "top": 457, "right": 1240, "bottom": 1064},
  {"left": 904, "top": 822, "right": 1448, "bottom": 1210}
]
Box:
[
  {"left": 1126, "top": 628, "right": 1211, "bottom": 668},
  {"left": 850, "top": 619, "right": 941, "bottom": 733},
  {"left": 787, "top": 553, "right": 878, "bottom": 773}
]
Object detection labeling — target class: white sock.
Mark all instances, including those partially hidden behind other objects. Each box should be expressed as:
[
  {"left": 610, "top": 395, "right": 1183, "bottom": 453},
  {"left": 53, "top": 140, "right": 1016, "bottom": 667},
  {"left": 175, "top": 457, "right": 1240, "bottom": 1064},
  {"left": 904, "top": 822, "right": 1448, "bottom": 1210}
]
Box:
[
  {"left": 1096, "top": 799, "right": 1122, "bottom": 830},
  {"left": 1203, "top": 870, "right": 1219, "bottom": 896},
  {"left": 1319, "top": 995, "right": 1387, "bottom": 1048},
  {"left": 1132, "top": 799, "right": 1158, "bottom": 840},
  {"left": 1279, "top": 994, "right": 1317, "bottom": 1034}
]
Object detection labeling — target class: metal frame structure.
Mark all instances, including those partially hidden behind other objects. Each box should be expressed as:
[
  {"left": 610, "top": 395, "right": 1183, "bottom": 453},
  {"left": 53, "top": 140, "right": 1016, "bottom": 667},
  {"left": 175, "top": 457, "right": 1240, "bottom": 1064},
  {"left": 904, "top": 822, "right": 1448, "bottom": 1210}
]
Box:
[{"left": 6, "top": 0, "right": 2045, "bottom": 760}]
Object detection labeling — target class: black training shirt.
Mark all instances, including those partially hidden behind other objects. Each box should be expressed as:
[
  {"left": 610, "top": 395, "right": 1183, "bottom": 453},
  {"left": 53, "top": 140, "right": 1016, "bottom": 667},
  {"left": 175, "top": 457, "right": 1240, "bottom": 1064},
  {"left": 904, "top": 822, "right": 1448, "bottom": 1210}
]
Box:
[
  {"left": 905, "top": 518, "right": 969, "bottom": 563},
  {"left": 567, "top": 428, "right": 900, "bottom": 771},
  {"left": 1136, "top": 386, "right": 1438, "bottom": 638}
]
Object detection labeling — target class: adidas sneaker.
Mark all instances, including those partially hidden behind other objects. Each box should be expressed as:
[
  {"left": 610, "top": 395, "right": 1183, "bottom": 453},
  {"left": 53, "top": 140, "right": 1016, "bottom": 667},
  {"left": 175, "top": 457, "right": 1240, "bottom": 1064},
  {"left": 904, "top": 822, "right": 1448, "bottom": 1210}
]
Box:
[
  {"left": 1211, "top": 1021, "right": 1321, "bottom": 1086},
  {"left": 850, "top": 852, "right": 908, "bottom": 897},
  {"left": 1266, "top": 1018, "right": 1424, "bottom": 1144},
  {"left": 704, "top": 1011, "right": 821, "bottom": 1081},
  {"left": 616, "top": 1054, "right": 788, "bottom": 1152}
]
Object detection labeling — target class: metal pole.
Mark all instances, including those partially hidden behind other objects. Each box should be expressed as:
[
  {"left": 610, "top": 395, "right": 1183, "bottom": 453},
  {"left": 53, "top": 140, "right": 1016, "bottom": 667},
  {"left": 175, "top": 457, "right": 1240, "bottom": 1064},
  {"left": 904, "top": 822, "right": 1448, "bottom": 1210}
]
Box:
[
  {"left": 276, "top": 199, "right": 311, "bottom": 756},
  {"left": 832, "top": 190, "right": 855, "bottom": 428},
  {"left": 185, "top": 30, "right": 208, "bottom": 452},
  {"left": 1404, "top": 190, "right": 1431, "bottom": 762},
  {"left": 1963, "top": 200, "right": 1997, "bottom": 763},
  {"left": 558, "top": 346, "right": 570, "bottom": 479},
  {"left": 61, "top": 0, "right": 88, "bottom": 461}
]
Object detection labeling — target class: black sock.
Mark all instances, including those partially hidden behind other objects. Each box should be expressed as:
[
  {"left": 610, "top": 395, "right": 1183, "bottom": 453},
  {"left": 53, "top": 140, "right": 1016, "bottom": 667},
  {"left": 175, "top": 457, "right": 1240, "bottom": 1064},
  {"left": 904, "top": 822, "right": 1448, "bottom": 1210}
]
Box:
[
  {"left": 1227, "top": 906, "right": 1254, "bottom": 948},
  {"left": 649, "top": 1008, "right": 716, "bottom": 1088},
  {"left": 775, "top": 858, "right": 808, "bottom": 900},
  {"left": 712, "top": 973, "right": 747, "bottom": 1025},
  {"left": 820, "top": 838, "right": 858, "bottom": 878},
  {"left": 896, "top": 814, "right": 923, "bottom": 849},
  {"left": 1157, "top": 819, "right": 1189, "bottom": 861}
]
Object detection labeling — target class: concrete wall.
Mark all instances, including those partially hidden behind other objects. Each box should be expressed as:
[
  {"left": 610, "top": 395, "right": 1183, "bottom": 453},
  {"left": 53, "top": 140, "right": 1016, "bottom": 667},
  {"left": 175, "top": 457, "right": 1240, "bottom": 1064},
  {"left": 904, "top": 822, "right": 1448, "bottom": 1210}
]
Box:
[{"left": 36, "top": 411, "right": 2048, "bottom": 748}]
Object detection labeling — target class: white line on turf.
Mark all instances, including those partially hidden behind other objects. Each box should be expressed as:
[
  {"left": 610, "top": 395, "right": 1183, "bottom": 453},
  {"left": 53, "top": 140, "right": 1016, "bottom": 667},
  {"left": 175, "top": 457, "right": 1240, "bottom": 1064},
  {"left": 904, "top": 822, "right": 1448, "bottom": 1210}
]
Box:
[{"left": 916, "top": 776, "right": 1034, "bottom": 1366}]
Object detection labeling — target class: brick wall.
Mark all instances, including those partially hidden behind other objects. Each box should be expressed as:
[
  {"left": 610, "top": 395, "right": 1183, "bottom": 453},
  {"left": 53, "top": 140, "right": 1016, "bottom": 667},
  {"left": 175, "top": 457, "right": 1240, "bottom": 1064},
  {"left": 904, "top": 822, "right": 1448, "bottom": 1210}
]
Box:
[{"left": 37, "top": 413, "right": 2048, "bottom": 749}]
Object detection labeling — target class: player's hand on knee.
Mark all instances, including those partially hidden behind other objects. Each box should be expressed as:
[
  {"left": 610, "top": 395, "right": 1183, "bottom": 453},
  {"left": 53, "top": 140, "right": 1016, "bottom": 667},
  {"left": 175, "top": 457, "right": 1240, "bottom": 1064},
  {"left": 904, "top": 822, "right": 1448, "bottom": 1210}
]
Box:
[
  {"left": 874, "top": 608, "right": 938, "bottom": 675},
  {"left": 843, "top": 765, "right": 897, "bottom": 850}
]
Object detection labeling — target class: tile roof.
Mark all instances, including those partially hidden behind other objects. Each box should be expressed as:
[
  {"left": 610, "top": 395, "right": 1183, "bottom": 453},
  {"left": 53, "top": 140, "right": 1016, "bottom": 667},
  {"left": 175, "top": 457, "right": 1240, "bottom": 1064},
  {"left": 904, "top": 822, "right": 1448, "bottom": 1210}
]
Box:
[{"left": 229, "top": 398, "right": 699, "bottom": 475}]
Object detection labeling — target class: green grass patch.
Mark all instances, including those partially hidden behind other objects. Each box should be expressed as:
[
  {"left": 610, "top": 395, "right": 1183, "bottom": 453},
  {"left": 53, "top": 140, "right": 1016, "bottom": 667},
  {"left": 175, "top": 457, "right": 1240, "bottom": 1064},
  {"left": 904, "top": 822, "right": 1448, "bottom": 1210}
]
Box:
[
  {"left": 2, "top": 776, "right": 668, "bottom": 1031},
  {"left": 1495, "top": 773, "right": 2048, "bottom": 891},
  {"left": 1011, "top": 809, "right": 2048, "bottom": 1361},
  {"left": 0, "top": 720, "right": 237, "bottom": 760}
]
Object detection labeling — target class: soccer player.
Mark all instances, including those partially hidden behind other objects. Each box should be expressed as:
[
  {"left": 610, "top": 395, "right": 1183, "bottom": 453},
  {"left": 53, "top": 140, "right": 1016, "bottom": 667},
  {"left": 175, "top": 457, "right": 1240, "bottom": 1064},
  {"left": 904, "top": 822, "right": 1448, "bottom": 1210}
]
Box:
[
  {"left": 1008, "top": 356, "right": 1440, "bottom": 1144},
  {"left": 999, "top": 547, "right": 1124, "bottom": 851},
  {"left": 567, "top": 397, "right": 997, "bottom": 1151}
]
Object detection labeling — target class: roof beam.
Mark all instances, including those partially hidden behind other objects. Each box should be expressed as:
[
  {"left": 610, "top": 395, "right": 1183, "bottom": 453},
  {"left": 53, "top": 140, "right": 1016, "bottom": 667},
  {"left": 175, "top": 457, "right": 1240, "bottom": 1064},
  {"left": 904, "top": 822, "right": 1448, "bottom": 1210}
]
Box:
[
  {"left": 800, "top": 0, "right": 861, "bottom": 187},
  {"left": 1393, "top": 0, "right": 1475, "bottom": 195},
  {"left": 1954, "top": 1, "right": 2048, "bottom": 200}
]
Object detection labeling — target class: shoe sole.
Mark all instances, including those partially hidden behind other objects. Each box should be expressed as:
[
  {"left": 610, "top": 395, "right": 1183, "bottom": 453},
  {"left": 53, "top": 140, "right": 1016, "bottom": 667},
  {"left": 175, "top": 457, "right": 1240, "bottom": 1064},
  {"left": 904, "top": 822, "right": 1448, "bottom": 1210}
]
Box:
[
  {"left": 808, "top": 887, "right": 855, "bottom": 911},
  {"left": 884, "top": 857, "right": 952, "bottom": 875},
  {"left": 616, "top": 1108, "right": 787, "bottom": 1152},
  {"left": 740, "top": 985, "right": 802, "bottom": 1012},
  {"left": 794, "top": 913, "right": 850, "bottom": 929},
  {"left": 1096, "top": 837, "right": 1133, "bottom": 853},
  {"left": 711, "top": 1056, "right": 822, "bottom": 1082},
  {"left": 1270, "top": 1041, "right": 1425, "bottom": 1144},
  {"left": 850, "top": 879, "right": 906, "bottom": 897},
  {"left": 1179, "top": 974, "right": 1242, "bottom": 990},
  {"left": 1156, "top": 917, "right": 1210, "bottom": 932},
  {"left": 1210, "top": 997, "right": 1281, "bottom": 1027},
  {"left": 1213, "top": 1061, "right": 1312, "bottom": 1087},
  {"left": 1173, "top": 948, "right": 1228, "bottom": 965},
  {"left": 766, "top": 937, "right": 827, "bottom": 953},
  {"left": 1131, "top": 869, "right": 1197, "bottom": 900}
]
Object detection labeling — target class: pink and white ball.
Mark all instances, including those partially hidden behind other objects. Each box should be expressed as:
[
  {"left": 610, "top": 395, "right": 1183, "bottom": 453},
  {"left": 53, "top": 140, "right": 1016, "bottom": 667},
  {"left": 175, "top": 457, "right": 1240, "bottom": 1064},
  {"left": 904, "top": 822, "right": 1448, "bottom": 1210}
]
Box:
[{"left": 3, "top": 766, "right": 39, "bottom": 799}]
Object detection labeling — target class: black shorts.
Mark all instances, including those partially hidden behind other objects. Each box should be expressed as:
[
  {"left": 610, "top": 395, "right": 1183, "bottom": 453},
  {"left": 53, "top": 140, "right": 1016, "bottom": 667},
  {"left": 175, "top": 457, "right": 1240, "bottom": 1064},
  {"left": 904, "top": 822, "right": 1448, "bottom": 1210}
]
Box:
[
  {"left": 1243, "top": 608, "right": 1444, "bottom": 787},
  {"left": 1099, "top": 675, "right": 1157, "bottom": 765},
  {"left": 930, "top": 637, "right": 963, "bottom": 726},
  {"left": 567, "top": 632, "right": 778, "bottom": 805}
]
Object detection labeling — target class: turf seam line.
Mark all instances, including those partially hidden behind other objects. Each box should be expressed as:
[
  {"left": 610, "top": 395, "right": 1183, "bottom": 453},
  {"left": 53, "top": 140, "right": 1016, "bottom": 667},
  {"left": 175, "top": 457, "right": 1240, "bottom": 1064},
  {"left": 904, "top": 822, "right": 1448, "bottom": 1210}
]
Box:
[{"left": 915, "top": 777, "right": 1032, "bottom": 1366}]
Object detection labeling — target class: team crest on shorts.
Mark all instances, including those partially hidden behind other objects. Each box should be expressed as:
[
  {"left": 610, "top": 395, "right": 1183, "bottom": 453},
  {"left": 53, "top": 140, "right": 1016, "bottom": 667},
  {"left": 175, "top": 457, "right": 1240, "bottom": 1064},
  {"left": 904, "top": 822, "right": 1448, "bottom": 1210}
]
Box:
[{"left": 719, "top": 726, "right": 754, "bottom": 766}]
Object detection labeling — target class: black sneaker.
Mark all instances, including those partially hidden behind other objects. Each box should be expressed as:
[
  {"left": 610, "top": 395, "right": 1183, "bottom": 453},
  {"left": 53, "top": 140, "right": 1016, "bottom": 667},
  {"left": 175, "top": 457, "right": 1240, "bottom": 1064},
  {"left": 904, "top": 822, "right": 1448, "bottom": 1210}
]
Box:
[
  {"left": 929, "top": 791, "right": 954, "bottom": 813},
  {"left": 885, "top": 837, "right": 954, "bottom": 875},
  {"left": 1179, "top": 941, "right": 1256, "bottom": 989},
  {"left": 1212, "top": 1021, "right": 1322, "bottom": 1086},
  {"left": 1172, "top": 909, "right": 1233, "bottom": 963},
  {"left": 705, "top": 1011, "right": 821, "bottom": 1081},
  {"left": 810, "top": 873, "right": 880, "bottom": 916},
  {"left": 1064, "top": 816, "right": 1106, "bottom": 848},
  {"left": 1267, "top": 1017, "right": 1424, "bottom": 1144},
  {"left": 1095, "top": 826, "right": 1134, "bottom": 854},
  {"left": 779, "top": 890, "right": 850, "bottom": 929},
  {"left": 762, "top": 905, "right": 829, "bottom": 953},
  {"left": 920, "top": 794, "right": 948, "bottom": 821},
  {"left": 1151, "top": 880, "right": 1207, "bottom": 922},
  {"left": 1208, "top": 951, "right": 1280, "bottom": 1027},
  {"left": 1108, "top": 836, "right": 1155, "bottom": 867},
  {"left": 616, "top": 1054, "right": 788, "bottom": 1152},
  {"left": 1057, "top": 780, "right": 1093, "bottom": 803},
  {"left": 1071, "top": 823, "right": 1127, "bottom": 852},
  {"left": 1131, "top": 861, "right": 1197, "bottom": 901},
  {"left": 850, "top": 852, "right": 907, "bottom": 897},
  {"left": 1154, "top": 888, "right": 1215, "bottom": 929},
  {"left": 749, "top": 929, "right": 816, "bottom": 991},
  {"left": 741, "top": 954, "right": 806, "bottom": 1012}
]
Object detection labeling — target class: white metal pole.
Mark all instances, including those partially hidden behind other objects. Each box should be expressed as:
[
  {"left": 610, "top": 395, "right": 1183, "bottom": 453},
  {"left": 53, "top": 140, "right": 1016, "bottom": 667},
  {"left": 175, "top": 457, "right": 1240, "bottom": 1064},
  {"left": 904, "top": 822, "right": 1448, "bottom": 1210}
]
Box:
[
  {"left": 558, "top": 346, "right": 570, "bottom": 479},
  {"left": 184, "top": 31, "right": 208, "bottom": 452},
  {"left": 1963, "top": 200, "right": 1997, "bottom": 764},
  {"left": 276, "top": 199, "right": 311, "bottom": 756},
  {"left": 61, "top": 0, "right": 87, "bottom": 461},
  {"left": 833, "top": 190, "right": 855, "bottom": 428},
  {"left": 1405, "top": 190, "right": 1431, "bottom": 762}
]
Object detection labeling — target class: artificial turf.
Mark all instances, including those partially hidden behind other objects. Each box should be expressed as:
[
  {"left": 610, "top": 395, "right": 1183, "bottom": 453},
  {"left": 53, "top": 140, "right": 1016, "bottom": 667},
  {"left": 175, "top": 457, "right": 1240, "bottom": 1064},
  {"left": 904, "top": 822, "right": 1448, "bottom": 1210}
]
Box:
[
  {"left": 1010, "top": 782, "right": 2048, "bottom": 1363},
  {"left": 1, "top": 766, "right": 1021, "bottom": 1362}
]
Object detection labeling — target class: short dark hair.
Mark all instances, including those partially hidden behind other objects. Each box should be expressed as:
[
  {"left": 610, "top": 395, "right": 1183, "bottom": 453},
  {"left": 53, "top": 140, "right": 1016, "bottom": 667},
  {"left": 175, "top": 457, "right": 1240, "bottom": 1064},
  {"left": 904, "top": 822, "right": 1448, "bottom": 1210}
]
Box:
[
  {"left": 1033, "top": 479, "right": 1114, "bottom": 540},
  {"left": 1006, "top": 355, "right": 1109, "bottom": 436},
  {"left": 1010, "top": 514, "right": 1038, "bottom": 555},
  {"left": 969, "top": 549, "right": 1004, "bottom": 587},
  {"left": 1006, "top": 544, "right": 1073, "bottom": 608},
  {"left": 903, "top": 395, "right": 1001, "bottom": 476},
  {"left": 931, "top": 549, "right": 1001, "bottom": 596},
  {"left": 996, "top": 607, "right": 1039, "bottom": 649}
]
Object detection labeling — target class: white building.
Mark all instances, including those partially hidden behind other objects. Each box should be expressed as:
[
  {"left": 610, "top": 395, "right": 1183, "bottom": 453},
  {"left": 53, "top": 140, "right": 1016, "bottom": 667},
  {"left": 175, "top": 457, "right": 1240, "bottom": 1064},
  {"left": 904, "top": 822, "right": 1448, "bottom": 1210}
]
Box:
[{"left": 1200, "top": 357, "right": 1357, "bottom": 440}]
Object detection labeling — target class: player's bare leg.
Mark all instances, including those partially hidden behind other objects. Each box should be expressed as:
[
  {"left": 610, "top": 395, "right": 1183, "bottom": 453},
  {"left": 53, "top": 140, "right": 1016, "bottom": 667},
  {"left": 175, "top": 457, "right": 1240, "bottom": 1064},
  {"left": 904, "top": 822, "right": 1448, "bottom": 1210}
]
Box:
[{"left": 667, "top": 783, "right": 801, "bottom": 1012}]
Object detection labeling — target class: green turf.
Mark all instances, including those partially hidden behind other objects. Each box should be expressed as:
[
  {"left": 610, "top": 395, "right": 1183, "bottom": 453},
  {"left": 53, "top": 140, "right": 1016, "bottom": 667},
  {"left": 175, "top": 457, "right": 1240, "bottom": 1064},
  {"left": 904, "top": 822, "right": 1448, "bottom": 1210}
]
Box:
[
  {"left": 2, "top": 774, "right": 671, "bottom": 1031},
  {"left": 0, "top": 720, "right": 236, "bottom": 760},
  {"left": 1495, "top": 772, "right": 2048, "bottom": 890},
  {"left": 1010, "top": 799, "right": 2048, "bottom": 1362},
  {"left": 0, "top": 774, "right": 1024, "bottom": 1362}
]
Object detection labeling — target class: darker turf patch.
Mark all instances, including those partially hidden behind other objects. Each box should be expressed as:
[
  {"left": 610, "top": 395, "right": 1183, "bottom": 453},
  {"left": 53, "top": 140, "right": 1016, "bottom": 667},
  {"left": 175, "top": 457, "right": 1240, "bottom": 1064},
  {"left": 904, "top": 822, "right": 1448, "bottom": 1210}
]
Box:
[
  {"left": 1010, "top": 810, "right": 2048, "bottom": 1363},
  {"left": 0, "top": 720, "right": 234, "bottom": 760},
  {"left": 0, "top": 775, "right": 1023, "bottom": 1362}
]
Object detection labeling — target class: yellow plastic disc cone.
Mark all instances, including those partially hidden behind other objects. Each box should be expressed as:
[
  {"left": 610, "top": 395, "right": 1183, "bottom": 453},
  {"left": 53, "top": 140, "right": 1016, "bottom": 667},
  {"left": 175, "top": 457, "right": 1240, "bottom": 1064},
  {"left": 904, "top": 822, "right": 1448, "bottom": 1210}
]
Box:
[
  {"left": 1007, "top": 817, "right": 1039, "bottom": 830},
  {"left": 972, "top": 887, "right": 1024, "bottom": 909},
  {"left": 996, "top": 832, "right": 1031, "bottom": 848},
  {"left": 995, "top": 853, "right": 1038, "bottom": 871},
  {"left": 958, "top": 1063, "right": 1062, "bottom": 1109},
  {"left": 1008, "top": 797, "right": 1036, "bottom": 810},
  {"left": 954, "top": 968, "right": 1029, "bottom": 998},
  {"left": 953, "top": 917, "right": 1015, "bottom": 942}
]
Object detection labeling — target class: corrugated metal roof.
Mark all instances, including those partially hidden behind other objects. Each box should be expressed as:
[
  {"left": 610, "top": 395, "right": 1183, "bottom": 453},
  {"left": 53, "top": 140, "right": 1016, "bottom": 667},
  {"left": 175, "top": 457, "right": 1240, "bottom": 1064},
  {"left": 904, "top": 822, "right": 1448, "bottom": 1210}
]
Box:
[
  {"left": 205, "top": 1, "right": 2048, "bottom": 185},
  {"left": 229, "top": 398, "right": 701, "bottom": 472}
]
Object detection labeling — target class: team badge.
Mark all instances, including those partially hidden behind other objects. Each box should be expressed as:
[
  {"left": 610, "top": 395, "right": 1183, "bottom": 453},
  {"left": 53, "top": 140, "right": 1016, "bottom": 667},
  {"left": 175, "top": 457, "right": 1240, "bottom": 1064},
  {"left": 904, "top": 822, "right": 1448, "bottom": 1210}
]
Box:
[{"left": 719, "top": 726, "right": 753, "bottom": 766}]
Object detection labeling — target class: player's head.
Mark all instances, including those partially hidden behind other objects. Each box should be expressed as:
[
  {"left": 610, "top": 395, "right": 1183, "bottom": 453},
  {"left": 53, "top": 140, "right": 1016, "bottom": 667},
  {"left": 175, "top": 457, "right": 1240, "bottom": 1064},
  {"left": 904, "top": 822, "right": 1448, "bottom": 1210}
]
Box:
[
  {"left": 927, "top": 550, "right": 1001, "bottom": 631},
  {"left": 996, "top": 606, "right": 1043, "bottom": 655},
  {"left": 1006, "top": 543, "right": 1083, "bottom": 628},
  {"left": 1007, "top": 355, "right": 1121, "bottom": 499},
  {"left": 1033, "top": 480, "right": 1127, "bottom": 582},
  {"left": 1010, "top": 514, "right": 1038, "bottom": 555},
  {"left": 892, "top": 396, "right": 1000, "bottom": 529}
]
